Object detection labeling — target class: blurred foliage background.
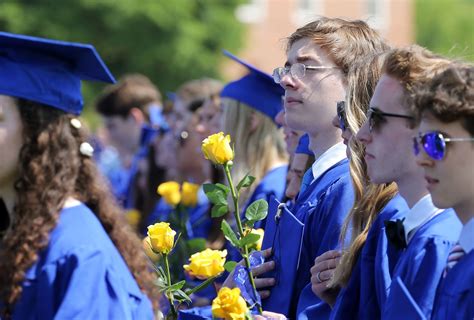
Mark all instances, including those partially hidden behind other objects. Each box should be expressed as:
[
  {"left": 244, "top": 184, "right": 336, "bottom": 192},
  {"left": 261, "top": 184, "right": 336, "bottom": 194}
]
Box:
[
  {"left": 0, "top": 0, "right": 247, "bottom": 126},
  {"left": 415, "top": 0, "right": 474, "bottom": 62}
]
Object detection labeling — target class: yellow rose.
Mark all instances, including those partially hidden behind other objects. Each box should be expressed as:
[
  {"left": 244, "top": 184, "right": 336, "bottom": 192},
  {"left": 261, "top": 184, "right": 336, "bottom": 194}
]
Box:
[
  {"left": 183, "top": 248, "right": 227, "bottom": 280},
  {"left": 143, "top": 236, "right": 160, "bottom": 263},
  {"left": 147, "top": 222, "right": 176, "bottom": 254},
  {"left": 125, "top": 209, "right": 141, "bottom": 229},
  {"left": 251, "top": 228, "right": 264, "bottom": 251},
  {"left": 157, "top": 181, "right": 181, "bottom": 206},
  {"left": 211, "top": 287, "right": 248, "bottom": 320},
  {"left": 201, "top": 132, "right": 234, "bottom": 165},
  {"left": 181, "top": 182, "right": 200, "bottom": 207}
]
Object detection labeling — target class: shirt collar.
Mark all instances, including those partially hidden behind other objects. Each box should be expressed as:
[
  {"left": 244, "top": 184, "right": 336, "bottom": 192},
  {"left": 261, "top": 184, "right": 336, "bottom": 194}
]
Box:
[
  {"left": 403, "top": 194, "right": 443, "bottom": 243},
  {"left": 459, "top": 217, "right": 474, "bottom": 254},
  {"left": 311, "top": 142, "right": 347, "bottom": 184}
]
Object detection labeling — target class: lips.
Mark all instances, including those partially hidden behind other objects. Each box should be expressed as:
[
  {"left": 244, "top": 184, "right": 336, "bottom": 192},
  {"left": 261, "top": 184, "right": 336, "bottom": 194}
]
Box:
[
  {"left": 425, "top": 176, "right": 439, "bottom": 187},
  {"left": 285, "top": 97, "right": 302, "bottom": 106}
]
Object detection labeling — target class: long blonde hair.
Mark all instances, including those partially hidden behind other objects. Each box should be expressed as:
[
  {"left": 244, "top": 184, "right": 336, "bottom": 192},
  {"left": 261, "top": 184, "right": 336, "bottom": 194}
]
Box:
[
  {"left": 329, "top": 53, "right": 398, "bottom": 288},
  {"left": 222, "top": 99, "right": 288, "bottom": 205}
]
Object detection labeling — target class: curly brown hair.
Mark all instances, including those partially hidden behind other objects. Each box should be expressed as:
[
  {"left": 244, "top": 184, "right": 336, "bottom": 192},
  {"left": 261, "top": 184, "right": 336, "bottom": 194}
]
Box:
[
  {"left": 0, "top": 99, "right": 158, "bottom": 316},
  {"left": 412, "top": 63, "right": 474, "bottom": 136}
]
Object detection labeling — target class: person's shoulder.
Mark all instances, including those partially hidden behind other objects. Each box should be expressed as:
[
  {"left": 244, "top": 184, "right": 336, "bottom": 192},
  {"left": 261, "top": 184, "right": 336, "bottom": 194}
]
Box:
[
  {"left": 414, "top": 209, "right": 462, "bottom": 243},
  {"left": 46, "top": 203, "right": 116, "bottom": 261}
]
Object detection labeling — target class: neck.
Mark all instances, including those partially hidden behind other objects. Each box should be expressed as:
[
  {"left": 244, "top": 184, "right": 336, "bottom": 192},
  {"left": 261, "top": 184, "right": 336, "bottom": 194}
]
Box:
[
  {"left": 309, "top": 129, "right": 342, "bottom": 160},
  {"left": 396, "top": 173, "right": 429, "bottom": 208},
  {"left": 454, "top": 202, "right": 474, "bottom": 225}
]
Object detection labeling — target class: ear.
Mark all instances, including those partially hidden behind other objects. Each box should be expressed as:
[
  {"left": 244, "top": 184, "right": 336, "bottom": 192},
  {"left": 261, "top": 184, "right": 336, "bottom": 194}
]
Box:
[
  {"left": 249, "top": 111, "right": 262, "bottom": 132},
  {"left": 129, "top": 107, "right": 145, "bottom": 125}
]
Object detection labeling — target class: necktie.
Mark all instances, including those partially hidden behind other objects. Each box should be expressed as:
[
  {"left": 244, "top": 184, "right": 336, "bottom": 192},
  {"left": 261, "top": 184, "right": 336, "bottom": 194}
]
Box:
[
  {"left": 384, "top": 218, "right": 407, "bottom": 249},
  {"left": 443, "top": 243, "right": 465, "bottom": 278},
  {"left": 298, "top": 168, "right": 314, "bottom": 196}
]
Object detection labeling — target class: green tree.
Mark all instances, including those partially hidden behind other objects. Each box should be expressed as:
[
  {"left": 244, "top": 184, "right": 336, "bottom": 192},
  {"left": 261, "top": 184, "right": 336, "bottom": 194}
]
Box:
[
  {"left": 416, "top": 0, "right": 474, "bottom": 61},
  {"left": 0, "top": 0, "right": 246, "bottom": 121}
]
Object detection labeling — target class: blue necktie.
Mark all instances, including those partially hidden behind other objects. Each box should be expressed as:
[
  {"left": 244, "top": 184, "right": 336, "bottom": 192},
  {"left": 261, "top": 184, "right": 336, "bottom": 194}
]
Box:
[{"left": 299, "top": 168, "right": 314, "bottom": 196}]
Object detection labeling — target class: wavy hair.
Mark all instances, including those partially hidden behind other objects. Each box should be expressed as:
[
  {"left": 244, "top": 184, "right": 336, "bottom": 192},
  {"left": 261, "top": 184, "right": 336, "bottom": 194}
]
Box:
[
  {"left": 329, "top": 53, "right": 398, "bottom": 288},
  {"left": 0, "top": 100, "right": 158, "bottom": 316}
]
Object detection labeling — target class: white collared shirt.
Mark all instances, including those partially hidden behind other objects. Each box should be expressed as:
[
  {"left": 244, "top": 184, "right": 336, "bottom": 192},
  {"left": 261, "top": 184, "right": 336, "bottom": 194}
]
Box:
[
  {"left": 459, "top": 217, "right": 474, "bottom": 254},
  {"left": 403, "top": 194, "right": 444, "bottom": 244},
  {"left": 310, "top": 142, "right": 347, "bottom": 185}
]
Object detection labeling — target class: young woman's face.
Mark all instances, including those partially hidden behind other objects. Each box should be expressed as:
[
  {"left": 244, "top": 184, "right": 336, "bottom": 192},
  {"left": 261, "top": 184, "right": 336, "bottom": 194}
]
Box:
[{"left": 0, "top": 95, "right": 23, "bottom": 191}]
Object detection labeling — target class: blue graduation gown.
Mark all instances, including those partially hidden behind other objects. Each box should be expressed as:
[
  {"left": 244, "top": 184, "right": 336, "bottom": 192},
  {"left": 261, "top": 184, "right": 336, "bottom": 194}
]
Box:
[
  {"left": 10, "top": 203, "right": 153, "bottom": 319},
  {"left": 358, "top": 199, "right": 408, "bottom": 320},
  {"left": 383, "top": 209, "right": 462, "bottom": 319},
  {"left": 329, "top": 194, "right": 409, "bottom": 320},
  {"left": 431, "top": 250, "right": 474, "bottom": 320},
  {"left": 292, "top": 159, "right": 354, "bottom": 318},
  {"left": 243, "top": 165, "right": 288, "bottom": 229}
]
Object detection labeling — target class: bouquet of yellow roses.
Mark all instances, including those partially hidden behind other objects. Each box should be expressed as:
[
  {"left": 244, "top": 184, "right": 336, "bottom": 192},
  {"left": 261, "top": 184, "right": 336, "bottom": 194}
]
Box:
[{"left": 201, "top": 132, "right": 268, "bottom": 318}]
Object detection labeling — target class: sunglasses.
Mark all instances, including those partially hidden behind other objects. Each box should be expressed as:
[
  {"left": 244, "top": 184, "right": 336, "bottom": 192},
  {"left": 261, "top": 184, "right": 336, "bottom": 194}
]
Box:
[
  {"left": 413, "top": 131, "right": 474, "bottom": 160},
  {"left": 367, "top": 107, "right": 414, "bottom": 132},
  {"left": 337, "top": 101, "right": 348, "bottom": 131}
]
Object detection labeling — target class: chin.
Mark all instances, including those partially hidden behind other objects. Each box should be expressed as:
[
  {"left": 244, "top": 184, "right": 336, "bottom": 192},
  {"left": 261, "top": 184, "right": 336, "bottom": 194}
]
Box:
[{"left": 430, "top": 193, "right": 451, "bottom": 210}]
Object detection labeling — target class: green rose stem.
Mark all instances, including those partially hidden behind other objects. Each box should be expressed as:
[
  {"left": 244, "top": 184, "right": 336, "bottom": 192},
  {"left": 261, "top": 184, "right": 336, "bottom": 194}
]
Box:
[
  {"left": 185, "top": 274, "right": 219, "bottom": 296},
  {"left": 163, "top": 253, "right": 177, "bottom": 319},
  {"left": 223, "top": 162, "right": 263, "bottom": 315}
]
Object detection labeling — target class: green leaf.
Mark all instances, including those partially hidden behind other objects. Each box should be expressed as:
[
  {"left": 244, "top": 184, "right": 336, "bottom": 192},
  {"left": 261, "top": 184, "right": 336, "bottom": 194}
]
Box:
[
  {"left": 221, "top": 220, "right": 240, "bottom": 247},
  {"left": 224, "top": 261, "right": 238, "bottom": 273},
  {"left": 239, "top": 233, "right": 260, "bottom": 247},
  {"left": 215, "top": 183, "right": 230, "bottom": 196},
  {"left": 244, "top": 199, "right": 268, "bottom": 222},
  {"left": 236, "top": 173, "right": 256, "bottom": 191},
  {"left": 166, "top": 280, "right": 186, "bottom": 292},
  {"left": 203, "top": 184, "right": 228, "bottom": 206},
  {"left": 211, "top": 204, "right": 228, "bottom": 218},
  {"left": 173, "top": 289, "right": 192, "bottom": 304},
  {"left": 186, "top": 238, "right": 206, "bottom": 254}
]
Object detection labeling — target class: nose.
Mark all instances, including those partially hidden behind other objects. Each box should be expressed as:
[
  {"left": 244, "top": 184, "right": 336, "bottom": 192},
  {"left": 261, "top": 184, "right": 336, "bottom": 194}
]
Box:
[
  {"left": 279, "top": 72, "right": 297, "bottom": 89},
  {"left": 356, "top": 119, "right": 371, "bottom": 145},
  {"left": 415, "top": 141, "right": 435, "bottom": 168}
]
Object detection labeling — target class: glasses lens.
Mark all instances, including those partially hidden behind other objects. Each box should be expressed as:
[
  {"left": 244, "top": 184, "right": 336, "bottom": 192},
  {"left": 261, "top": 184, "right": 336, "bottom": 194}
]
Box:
[
  {"left": 337, "top": 102, "right": 346, "bottom": 131},
  {"left": 368, "top": 110, "right": 386, "bottom": 132},
  {"left": 422, "top": 132, "right": 446, "bottom": 160},
  {"left": 291, "top": 63, "right": 305, "bottom": 79},
  {"left": 272, "top": 68, "right": 283, "bottom": 83}
]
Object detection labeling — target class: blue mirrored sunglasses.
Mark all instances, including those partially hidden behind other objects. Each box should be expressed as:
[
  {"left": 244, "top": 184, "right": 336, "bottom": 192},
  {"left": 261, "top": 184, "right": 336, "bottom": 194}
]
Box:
[{"left": 413, "top": 131, "right": 474, "bottom": 160}]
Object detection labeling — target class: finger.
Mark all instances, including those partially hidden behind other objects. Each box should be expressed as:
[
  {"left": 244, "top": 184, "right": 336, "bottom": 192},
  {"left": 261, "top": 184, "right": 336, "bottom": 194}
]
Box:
[
  {"left": 254, "top": 277, "right": 276, "bottom": 289},
  {"left": 262, "top": 311, "right": 287, "bottom": 319},
  {"left": 261, "top": 247, "right": 273, "bottom": 259},
  {"left": 314, "top": 250, "right": 341, "bottom": 264},
  {"left": 258, "top": 290, "right": 271, "bottom": 299},
  {"left": 251, "top": 260, "right": 275, "bottom": 277},
  {"left": 320, "top": 269, "right": 334, "bottom": 282}
]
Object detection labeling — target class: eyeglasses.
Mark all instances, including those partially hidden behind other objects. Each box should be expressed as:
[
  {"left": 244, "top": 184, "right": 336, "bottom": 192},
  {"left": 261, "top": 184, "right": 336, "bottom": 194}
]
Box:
[
  {"left": 337, "top": 101, "right": 347, "bottom": 131},
  {"left": 272, "top": 63, "right": 338, "bottom": 84},
  {"left": 413, "top": 131, "right": 474, "bottom": 160},
  {"left": 367, "top": 107, "right": 414, "bottom": 132}
]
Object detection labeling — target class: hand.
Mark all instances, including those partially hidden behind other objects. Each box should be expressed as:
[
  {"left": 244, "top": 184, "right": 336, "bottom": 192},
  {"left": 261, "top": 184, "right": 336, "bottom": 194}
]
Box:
[
  {"left": 253, "top": 311, "right": 287, "bottom": 319},
  {"left": 222, "top": 248, "right": 276, "bottom": 299},
  {"left": 310, "top": 250, "right": 341, "bottom": 307}
]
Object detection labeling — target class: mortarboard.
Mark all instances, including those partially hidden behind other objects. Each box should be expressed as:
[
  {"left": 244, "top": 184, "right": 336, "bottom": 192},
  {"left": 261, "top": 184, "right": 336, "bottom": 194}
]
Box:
[
  {"left": 261, "top": 197, "right": 304, "bottom": 316},
  {"left": 220, "top": 50, "right": 284, "bottom": 121},
  {"left": 295, "top": 133, "right": 312, "bottom": 156},
  {"left": 0, "top": 32, "right": 115, "bottom": 115}
]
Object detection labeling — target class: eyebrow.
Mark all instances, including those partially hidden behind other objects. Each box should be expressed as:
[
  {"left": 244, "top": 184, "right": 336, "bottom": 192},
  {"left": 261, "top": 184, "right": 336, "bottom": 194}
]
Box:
[{"left": 284, "top": 55, "right": 323, "bottom": 67}]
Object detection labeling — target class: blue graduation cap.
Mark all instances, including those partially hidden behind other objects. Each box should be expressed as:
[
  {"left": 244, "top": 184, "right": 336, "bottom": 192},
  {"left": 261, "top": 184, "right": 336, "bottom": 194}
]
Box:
[
  {"left": 295, "top": 133, "right": 312, "bottom": 156},
  {"left": 220, "top": 50, "right": 284, "bottom": 121},
  {"left": 0, "top": 32, "right": 115, "bottom": 115}
]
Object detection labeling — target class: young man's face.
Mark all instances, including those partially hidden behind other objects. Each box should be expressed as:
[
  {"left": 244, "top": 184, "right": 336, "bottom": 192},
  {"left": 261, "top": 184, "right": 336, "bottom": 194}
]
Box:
[
  {"left": 280, "top": 38, "right": 346, "bottom": 136},
  {"left": 103, "top": 114, "right": 142, "bottom": 156},
  {"left": 416, "top": 112, "right": 474, "bottom": 214},
  {"left": 356, "top": 74, "right": 418, "bottom": 185}
]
